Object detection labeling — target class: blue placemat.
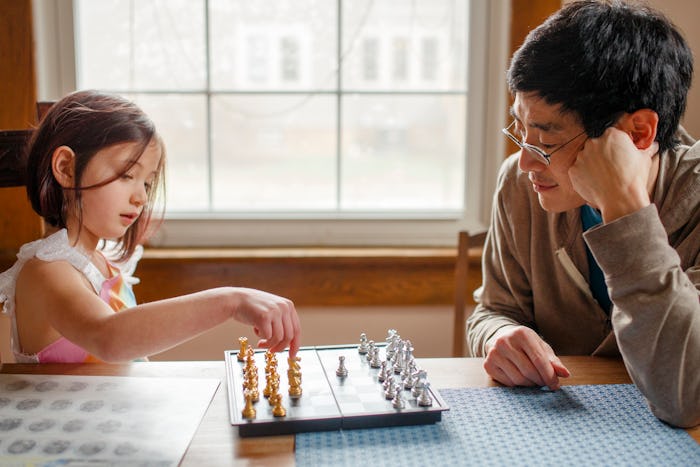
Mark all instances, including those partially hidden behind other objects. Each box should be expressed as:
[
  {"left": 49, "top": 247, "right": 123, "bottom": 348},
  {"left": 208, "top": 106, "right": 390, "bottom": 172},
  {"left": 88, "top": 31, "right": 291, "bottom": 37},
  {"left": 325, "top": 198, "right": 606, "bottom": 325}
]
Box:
[{"left": 295, "top": 384, "right": 700, "bottom": 466}]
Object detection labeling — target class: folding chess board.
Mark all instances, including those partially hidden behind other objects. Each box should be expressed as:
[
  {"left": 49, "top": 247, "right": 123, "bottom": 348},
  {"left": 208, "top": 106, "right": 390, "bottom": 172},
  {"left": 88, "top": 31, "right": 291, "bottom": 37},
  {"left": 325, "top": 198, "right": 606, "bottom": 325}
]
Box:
[{"left": 224, "top": 344, "right": 449, "bottom": 437}]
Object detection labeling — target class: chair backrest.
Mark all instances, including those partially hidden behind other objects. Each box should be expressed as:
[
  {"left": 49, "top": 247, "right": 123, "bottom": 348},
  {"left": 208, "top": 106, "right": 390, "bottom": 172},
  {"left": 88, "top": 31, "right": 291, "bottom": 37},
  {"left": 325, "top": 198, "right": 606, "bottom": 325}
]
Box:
[
  {"left": 0, "top": 102, "right": 54, "bottom": 188},
  {"left": 0, "top": 129, "right": 32, "bottom": 187},
  {"left": 452, "top": 230, "right": 487, "bottom": 357},
  {"left": 0, "top": 102, "right": 54, "bottom": 363}
]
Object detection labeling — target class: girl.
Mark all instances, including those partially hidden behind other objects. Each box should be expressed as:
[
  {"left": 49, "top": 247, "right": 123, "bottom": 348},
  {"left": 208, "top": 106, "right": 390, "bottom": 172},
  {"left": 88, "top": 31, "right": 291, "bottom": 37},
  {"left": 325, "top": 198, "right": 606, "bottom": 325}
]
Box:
[{"left": 0, "top": 90, "right": 301, "bottom": 363}]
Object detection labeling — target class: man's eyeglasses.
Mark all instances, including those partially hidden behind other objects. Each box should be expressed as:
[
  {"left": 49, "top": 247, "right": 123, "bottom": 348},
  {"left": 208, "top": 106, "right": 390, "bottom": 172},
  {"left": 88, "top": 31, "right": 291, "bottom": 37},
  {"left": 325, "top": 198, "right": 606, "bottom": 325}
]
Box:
[{"left": 501, "top": 120, "right": 587, "bottom": 165}]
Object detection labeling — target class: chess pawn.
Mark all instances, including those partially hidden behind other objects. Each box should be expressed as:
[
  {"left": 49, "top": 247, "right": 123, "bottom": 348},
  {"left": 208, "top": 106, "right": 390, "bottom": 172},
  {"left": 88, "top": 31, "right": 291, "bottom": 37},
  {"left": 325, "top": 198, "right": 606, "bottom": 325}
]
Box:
[
  {"left": 377, "top": 361, "right": 388, "bottom": 382},
  {"left": 392, "top": 388, "right": 406, "bottom": 409},
  {"left": 241, "top": 390, "right": 256, "bottom": 419},
  {"left": 418, "top": 382, "right": 434, "bottom": 407},
  {"left": 336, "top": 356, "right": 349, "bottom": 377},
  {"left": 288, "top": 375, "right": 303, "bottom": 398},
  {"left": 237, "top": 337, "right": 248, "bottom": 362},
  {"left": 271, "top": 393, "right": 286, "bottom": 417},
  {"left": 358, "top": 332, "right": 369, "bottom": 354}
]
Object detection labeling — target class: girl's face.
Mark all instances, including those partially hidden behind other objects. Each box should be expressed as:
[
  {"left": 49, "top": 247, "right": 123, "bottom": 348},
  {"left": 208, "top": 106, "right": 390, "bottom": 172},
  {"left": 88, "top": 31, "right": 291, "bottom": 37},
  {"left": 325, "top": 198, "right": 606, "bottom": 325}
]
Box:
[{"left": 67, "top": 140, "right": 162, "bottom": 250}]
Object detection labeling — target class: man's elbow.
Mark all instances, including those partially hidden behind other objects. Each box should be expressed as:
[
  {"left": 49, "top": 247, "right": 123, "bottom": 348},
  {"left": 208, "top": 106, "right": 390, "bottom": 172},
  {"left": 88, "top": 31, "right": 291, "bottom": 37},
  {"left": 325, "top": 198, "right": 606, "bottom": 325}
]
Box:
[{"left": 651, "top": 402, "right": 700, "bottom": 429}]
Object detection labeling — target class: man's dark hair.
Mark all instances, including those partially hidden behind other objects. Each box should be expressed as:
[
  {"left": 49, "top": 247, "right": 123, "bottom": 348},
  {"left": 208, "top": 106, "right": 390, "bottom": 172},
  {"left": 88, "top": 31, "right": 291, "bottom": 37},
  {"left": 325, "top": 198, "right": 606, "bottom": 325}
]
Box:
[{"left": 507, "top": 0, "right": 693, "bottom": 152}]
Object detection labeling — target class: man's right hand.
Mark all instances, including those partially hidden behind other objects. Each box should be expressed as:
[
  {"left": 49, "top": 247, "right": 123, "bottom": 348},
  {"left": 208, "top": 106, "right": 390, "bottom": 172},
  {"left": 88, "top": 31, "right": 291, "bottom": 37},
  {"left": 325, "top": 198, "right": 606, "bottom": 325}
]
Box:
[{"left": 483, "top": 325, "right": 570, "bottom": 390}]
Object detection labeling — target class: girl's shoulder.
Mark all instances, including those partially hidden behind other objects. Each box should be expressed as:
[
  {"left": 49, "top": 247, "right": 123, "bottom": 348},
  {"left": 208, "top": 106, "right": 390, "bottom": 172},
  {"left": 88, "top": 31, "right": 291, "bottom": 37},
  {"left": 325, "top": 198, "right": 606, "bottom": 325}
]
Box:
[{"left": 1, "top": 230, "right": 98, "bottom": 316}]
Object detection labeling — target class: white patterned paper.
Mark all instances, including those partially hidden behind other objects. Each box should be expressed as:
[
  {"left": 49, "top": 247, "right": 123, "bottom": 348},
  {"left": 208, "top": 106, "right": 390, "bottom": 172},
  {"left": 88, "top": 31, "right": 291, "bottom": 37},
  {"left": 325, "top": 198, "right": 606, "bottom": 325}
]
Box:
[{"left": 0, "top": 374, "right": 219, "bottom": 466}]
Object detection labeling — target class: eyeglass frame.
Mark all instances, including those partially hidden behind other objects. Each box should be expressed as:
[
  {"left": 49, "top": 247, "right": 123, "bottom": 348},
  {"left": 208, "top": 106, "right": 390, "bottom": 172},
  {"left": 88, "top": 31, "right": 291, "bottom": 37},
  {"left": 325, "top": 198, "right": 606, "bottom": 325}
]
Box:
[{"left": 501, "top": 120, "right": 587, "bottom": 165}]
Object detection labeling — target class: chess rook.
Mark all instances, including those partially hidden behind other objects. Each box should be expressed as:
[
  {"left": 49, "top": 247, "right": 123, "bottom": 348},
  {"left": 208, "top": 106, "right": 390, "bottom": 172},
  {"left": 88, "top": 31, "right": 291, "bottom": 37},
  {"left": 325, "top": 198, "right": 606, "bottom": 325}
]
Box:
[{"left": 237, "top": 337, "right": 248, "bottom": 362}]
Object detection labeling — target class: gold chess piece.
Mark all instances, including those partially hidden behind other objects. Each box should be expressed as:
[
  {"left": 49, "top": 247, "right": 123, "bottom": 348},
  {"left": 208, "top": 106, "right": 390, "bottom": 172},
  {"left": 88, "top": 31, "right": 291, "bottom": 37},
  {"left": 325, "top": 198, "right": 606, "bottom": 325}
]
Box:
[
  {"left": 287, "top": 356, "right": 303, "bottom": 399},
  {"left": 241, "top": 390, "right": 256, "bottom": 419},
  {"left": 271, "top": 393, "right": 286, "bottom": 417},
  {"left": 237, "top": 337, "right": 248, "bottom": 362},
  {"left": 268, "top": 378, "right": 280, "bottom": 406},
  {"left": 245, "top": 374, "right": 260, "bottom": 402},
  {"left": 263, "top": 371, "right": 277, "bottom": 398}
]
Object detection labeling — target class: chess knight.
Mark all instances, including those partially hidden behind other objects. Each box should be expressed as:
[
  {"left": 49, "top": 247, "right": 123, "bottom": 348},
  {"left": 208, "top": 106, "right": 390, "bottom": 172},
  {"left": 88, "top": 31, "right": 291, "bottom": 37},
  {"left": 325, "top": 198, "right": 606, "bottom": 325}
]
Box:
[{"left": 288, "top": 356, "right": 303, "bottom": 398}]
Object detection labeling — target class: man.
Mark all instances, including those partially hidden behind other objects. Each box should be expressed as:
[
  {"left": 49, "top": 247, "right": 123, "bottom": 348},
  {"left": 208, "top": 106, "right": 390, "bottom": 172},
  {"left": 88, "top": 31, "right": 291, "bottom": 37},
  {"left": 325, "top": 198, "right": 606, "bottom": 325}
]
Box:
[{"left": 467, "top": 0, "right": 699, "bottom": 428}]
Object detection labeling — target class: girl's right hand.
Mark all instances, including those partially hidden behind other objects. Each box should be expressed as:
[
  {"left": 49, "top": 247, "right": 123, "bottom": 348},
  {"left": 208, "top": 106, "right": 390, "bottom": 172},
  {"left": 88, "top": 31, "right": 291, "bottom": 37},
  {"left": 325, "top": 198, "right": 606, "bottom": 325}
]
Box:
[{"left": 229, "top": 287, "right": 301, "bottom": 358}]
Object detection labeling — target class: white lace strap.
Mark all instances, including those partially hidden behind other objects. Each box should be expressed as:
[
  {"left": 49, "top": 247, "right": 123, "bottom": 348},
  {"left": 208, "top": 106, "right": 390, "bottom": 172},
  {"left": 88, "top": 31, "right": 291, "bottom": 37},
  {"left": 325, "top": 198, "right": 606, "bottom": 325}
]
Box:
[
  {"left": 35, "top": 230, "right": 105, "bottom": 294},
  {"left": 0, "top": 237, "right": 45, "bottom": 316}
]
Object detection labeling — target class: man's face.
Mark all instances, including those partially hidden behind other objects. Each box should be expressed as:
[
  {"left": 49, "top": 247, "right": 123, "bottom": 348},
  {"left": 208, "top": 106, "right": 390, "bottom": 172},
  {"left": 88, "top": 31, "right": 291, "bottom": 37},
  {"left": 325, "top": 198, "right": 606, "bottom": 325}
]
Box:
[{"left": 511, "top": 92, "right": 589, "bottom": 213}]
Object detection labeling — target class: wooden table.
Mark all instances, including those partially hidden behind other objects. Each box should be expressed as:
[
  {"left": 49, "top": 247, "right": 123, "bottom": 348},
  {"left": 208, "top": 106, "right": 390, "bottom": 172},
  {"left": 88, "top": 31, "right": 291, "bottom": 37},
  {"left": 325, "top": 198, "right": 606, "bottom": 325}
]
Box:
[{"left": 2, "top": 357, "right": 697, "bottom": 466}]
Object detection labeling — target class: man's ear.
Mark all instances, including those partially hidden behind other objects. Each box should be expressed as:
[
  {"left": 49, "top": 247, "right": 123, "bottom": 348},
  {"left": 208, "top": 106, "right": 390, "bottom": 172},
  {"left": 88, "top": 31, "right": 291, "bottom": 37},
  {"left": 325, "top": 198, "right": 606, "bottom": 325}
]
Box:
[
  {"left": 616, "top": 109, "right": 658, "bottom": 150},
  {"left": 51, "top": 146, "right": 77, "bottom": 188}
]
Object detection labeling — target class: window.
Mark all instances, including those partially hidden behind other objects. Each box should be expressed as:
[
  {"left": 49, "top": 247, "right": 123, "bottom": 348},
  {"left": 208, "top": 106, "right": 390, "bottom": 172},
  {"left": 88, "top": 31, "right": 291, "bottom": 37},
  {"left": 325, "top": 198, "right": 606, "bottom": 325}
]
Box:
[{"left": 35, "top": 0, "right": 509, "bottom": 246}]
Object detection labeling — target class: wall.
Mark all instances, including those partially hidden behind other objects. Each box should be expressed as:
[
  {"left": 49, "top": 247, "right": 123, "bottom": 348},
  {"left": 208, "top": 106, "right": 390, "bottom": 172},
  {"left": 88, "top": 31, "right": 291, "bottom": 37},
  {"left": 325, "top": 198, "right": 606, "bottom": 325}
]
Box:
[
  {"left": 557, "top": 0, "right": 700, "bottom": 137},
  {"left": 647, "top": 0, "right": 700, "bottom": 137},
  {"left": 150, "top": 305, "right": 456, "bottom": 361}
]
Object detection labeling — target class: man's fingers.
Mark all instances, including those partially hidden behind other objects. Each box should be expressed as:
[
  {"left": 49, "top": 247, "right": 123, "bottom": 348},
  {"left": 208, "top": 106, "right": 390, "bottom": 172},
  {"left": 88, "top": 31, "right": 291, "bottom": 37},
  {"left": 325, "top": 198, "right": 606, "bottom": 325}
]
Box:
[
  {"left": 551, "top": 356, "right": 571, "bottom": 378},
  {"left": 485, "top": 351, "right": 541, "bottom": 387}
]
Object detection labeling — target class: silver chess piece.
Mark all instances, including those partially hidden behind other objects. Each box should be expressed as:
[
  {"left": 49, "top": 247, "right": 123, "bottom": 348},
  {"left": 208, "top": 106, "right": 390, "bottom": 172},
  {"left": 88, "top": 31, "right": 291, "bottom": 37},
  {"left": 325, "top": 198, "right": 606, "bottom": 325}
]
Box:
[
  {"left": 418, "top": 382, "right": 433, "bottom": 407},
  {"left": 336, "top": 355, "right": 349, "bottom": 378},
  {"left": 358, "top": 333, "right": 369, "bottom": 354},
  {"left": 384, "top": 378, "right": 397, "bottom": 399},
  {"left": 366, "top": 340, "right": 376, "bottom": 361},
  {"left": 377, "top": 361, "right": 388, "bottom": 382},
  {"left": 412, "top": 369, "right": 428, "bottom": 397},
  {"left": 391, "top": 387, "right": 406, "bottom": 409},
  {"left": 369, "top": 347, "right": 382, "bottom": 368}
]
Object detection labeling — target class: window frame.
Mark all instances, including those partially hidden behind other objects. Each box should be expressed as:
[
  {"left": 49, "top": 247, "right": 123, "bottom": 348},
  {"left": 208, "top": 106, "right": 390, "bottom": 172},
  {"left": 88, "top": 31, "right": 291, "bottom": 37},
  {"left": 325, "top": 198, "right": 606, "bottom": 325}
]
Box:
[{"left": 32, "top": 0, "right": 510, "bottom": 247}]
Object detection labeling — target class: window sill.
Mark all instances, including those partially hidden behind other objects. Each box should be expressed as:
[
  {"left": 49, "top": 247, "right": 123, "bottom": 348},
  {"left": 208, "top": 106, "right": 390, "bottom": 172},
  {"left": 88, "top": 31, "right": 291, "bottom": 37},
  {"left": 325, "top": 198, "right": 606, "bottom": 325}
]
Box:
[
  {"left": 137, "top": 246, "right": 482, "bottom": 307},
  {"left": 0, "top": 246, "right": 482, "bottom": 307}
]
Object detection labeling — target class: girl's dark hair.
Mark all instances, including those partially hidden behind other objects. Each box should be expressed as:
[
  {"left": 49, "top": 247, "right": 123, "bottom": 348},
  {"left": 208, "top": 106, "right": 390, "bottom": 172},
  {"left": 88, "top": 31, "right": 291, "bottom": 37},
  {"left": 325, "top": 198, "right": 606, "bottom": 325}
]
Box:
[
  {"left": 507, "top": 0, "right": 693, "bottom": 153},
  {"left": 25, "top": 90, "right": 165, "bottom": 260}
]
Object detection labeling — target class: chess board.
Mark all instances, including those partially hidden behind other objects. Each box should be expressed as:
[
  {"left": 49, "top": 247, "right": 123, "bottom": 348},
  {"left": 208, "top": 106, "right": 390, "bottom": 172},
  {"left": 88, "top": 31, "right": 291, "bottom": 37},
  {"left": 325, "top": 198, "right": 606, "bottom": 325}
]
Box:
[{"left": 224, "top": 344, "right": 449, "bottom": 437}]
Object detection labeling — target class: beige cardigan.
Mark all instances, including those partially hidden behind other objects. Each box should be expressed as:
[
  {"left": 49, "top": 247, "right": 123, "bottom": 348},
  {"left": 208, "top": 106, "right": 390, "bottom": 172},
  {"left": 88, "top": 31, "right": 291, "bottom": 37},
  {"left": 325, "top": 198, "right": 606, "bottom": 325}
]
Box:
[{"left": 468, "top": 140, "right": 700, "bottom": 427}]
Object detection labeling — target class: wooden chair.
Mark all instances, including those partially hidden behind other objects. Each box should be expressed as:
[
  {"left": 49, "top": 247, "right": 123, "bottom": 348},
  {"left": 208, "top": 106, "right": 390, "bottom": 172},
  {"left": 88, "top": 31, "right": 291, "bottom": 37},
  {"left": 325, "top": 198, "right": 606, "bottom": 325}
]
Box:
[
  {"left": 452, "top": 230, "right": 487, "bottom": 357},
  {"left": 0, "top": 102, "right": 53, "bottom": 363},
  {"left": 0, "top": 102, "right": 53, "bottom": 188}
]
